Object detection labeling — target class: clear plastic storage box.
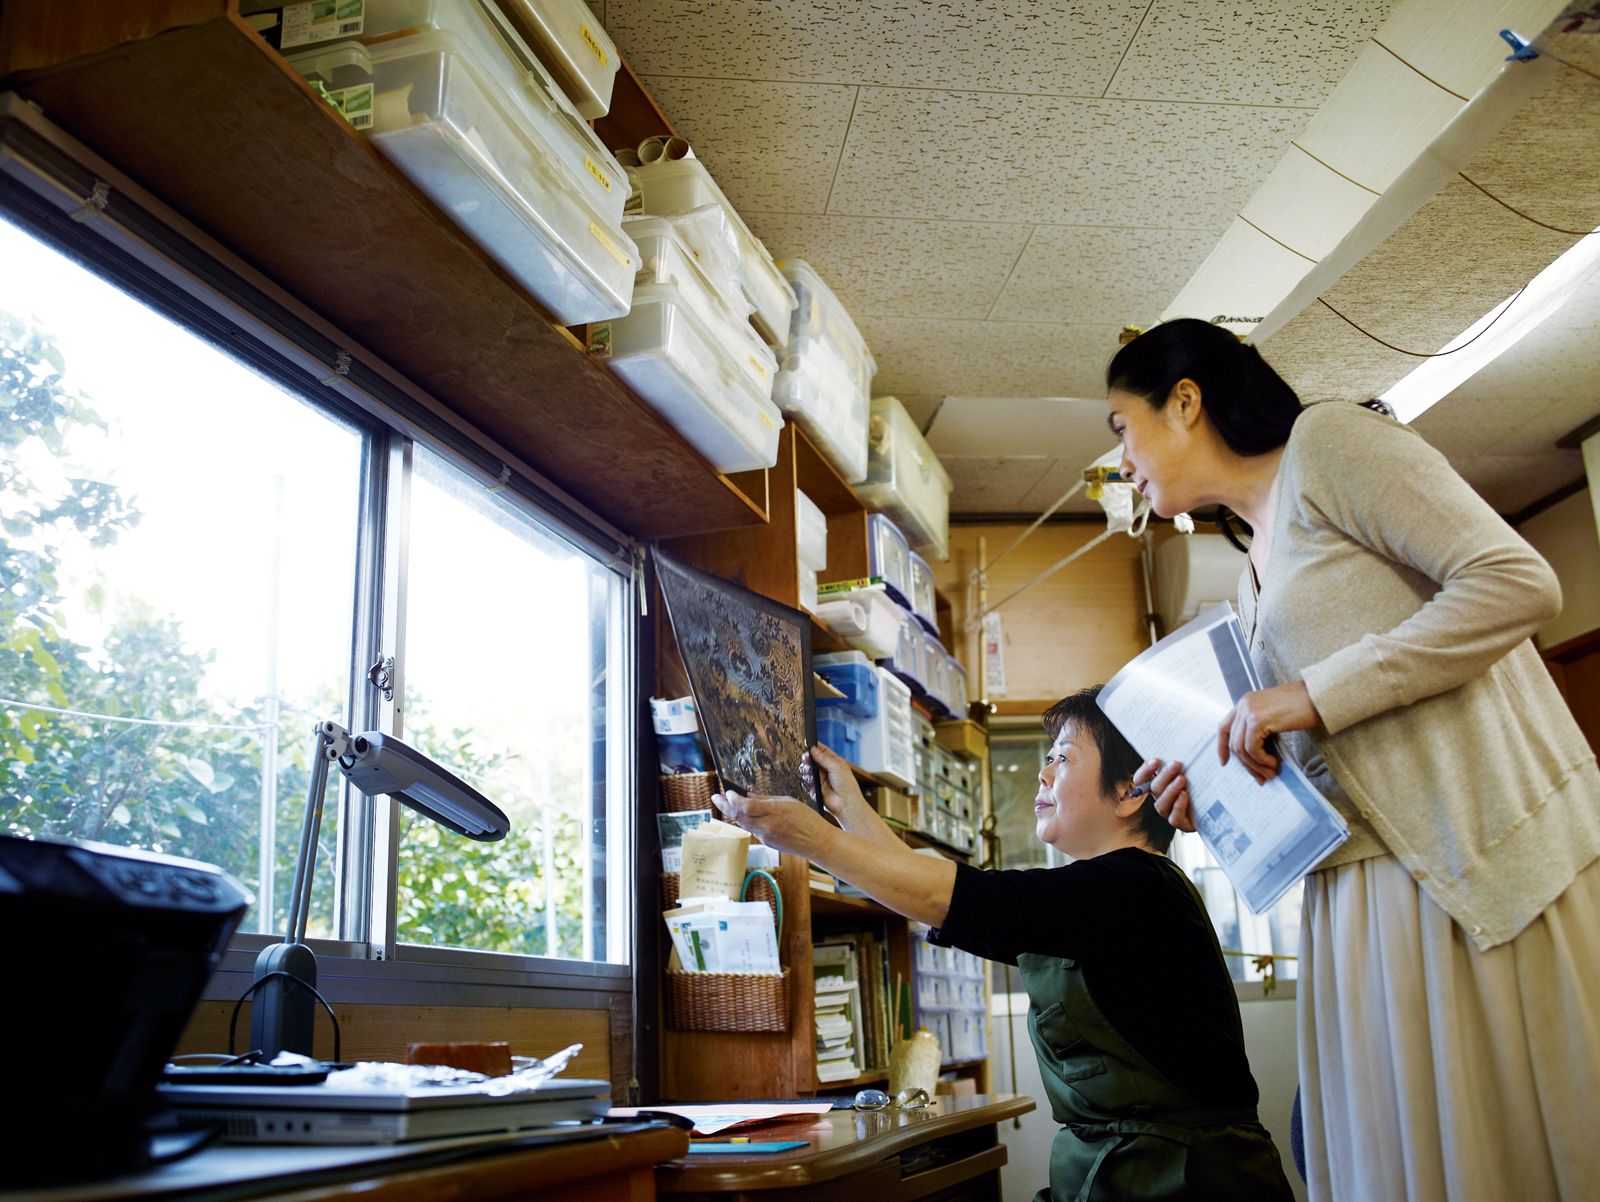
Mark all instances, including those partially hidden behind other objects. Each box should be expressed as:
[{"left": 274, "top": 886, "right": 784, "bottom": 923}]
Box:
[
  {"left": 361, "top": 0, "right": 630, "bottom": 221},
  {"left": 286, "top": 41, "right": 376, "bottom": 129},
  {"left": 628, "top": 158, "right": 797, "bottom": 347},
  {"left": 859, "top": 396, "right": 954, "bottom": 561},
  {"left": 908, "top": 551, "right": 937, "bottom": 635},
  {"left": 492, "top": 0, "right": 619, "bottom": 119},
  {"left": 851, "top": 668, "right": 915, "bottom": 788},
  {"left": 866, "top": 513, "right": 913, "bottom": 609},
  {"left": 772, "top": 261, "right": 875, "bottom": 484},
  {"left": 592, "top": 281, "right": 782, "bottom": 472},
  {"left": 796, "top": 488, "right": 828, "bottom": 573},
  {"left": 813, "top": 585, "right": 904, "bottom": 660},
  {"left": 365, "top": 28, "right": 637, "bottom": 323},
  {"left": 946, "top": 656, "right": 969, "bottom": 717}
]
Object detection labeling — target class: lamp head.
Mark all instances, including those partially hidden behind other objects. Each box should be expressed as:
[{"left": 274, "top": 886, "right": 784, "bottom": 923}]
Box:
[{"left": 340, "top": 732, "right": 510, "bottom": 840}]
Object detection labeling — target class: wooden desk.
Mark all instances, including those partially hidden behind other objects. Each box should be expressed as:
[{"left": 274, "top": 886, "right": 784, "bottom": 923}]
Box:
[
  {"left": 656, "top": 1094, "right": 1035, "bottom": 1202},
  {"left": 12, "top": 1122, "right": 688, "bottom": 1202}
]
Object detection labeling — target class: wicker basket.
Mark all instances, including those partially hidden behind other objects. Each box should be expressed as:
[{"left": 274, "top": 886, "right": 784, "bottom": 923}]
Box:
[
  {"left": 665, "top": 968, "right": 791, "bottom": 1032},
  {"left": 662, "top": 870, "right": 781, "bottom": 927},
  {"left": 661, "top": 771, "right": 717, "bottom": 812}
]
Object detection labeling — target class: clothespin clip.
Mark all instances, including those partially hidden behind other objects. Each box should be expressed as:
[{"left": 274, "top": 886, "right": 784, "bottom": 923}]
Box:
[
  {"left": 1499, "top": 29, "right": 1538, "bottom": 61},
  {"left": 1082, "top": 465, "right": 1129, "bottom": 502}
]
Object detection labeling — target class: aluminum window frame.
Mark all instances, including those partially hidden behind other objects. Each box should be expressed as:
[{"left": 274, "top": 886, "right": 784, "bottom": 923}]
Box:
[{"left": 0, "top": 95, "right": 640, "bottom": 1003}]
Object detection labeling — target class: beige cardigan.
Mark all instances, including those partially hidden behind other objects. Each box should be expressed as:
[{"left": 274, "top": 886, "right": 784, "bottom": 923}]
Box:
[{"left": 1236, "top": 402, "right": 1600, "bottom": 951}]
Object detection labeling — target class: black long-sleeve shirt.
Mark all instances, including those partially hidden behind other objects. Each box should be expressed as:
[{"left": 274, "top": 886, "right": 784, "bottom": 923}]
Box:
[{"left": 930, "top": 849, "right": 1260, "bottom": 1108}]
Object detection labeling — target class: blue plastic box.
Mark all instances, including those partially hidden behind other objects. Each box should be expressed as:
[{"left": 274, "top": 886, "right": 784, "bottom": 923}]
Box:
[
  {"left": 816, "top": 715, "right": 862, "bottom": 764},
  {"left": 816, "top": 661, "right": 880, "bottom": 720}
]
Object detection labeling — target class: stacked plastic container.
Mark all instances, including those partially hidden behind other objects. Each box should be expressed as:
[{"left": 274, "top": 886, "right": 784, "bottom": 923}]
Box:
[
  {"left": 912, "top": 927, "right": 988, "bottom": 1064},
  {"left": 907, "top": 552, "right": 938, "bottom": 635},
  {"left": 909, "top": 740, "right": 978, "bottom": 853},
  {"left": 814, "top": 655, "right": 915, "bottom": 789},
  {"left": 772, "top": 261, "right": 875, "bottom": 484},
  {"left": 866, "top": 513, "right": 912, "bottom": 608},
  {"left": 858, "top": 395, "right": 954, "bottom": 561},
  {"left": 592, "top": 214, "right": 781, "bottom": 471},
  {"left": 330, "top": 0, "right": 637, "bottom": 324},
  {"left": 490, "top": 0, "right": 620, "bottom": 120},
  {"left": 626, "top": 158, "right": 796, "bottom": 348},
  {"left": 795, "top": 489, "right": 827, "bottom": 612}
]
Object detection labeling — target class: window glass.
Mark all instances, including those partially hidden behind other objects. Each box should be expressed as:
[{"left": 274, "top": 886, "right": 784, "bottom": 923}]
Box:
[
  {"left": 0, "top": 215, "right": 364, "bottom": 938},
  {"left": 398, "top": 446, "right": 622, "bottom": 961}
]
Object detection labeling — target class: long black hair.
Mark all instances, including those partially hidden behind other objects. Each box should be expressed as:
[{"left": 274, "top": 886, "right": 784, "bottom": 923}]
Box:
[
  {"left": 1042, "top": 687, "right": 1175, "bottom": 854},
  {"left": 1105, "top": 319, "right": 1303, "bottom": 550}
]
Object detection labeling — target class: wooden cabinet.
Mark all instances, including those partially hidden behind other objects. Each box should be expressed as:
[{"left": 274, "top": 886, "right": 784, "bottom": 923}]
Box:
[{"left": 657, "top": 426, "right": 991, "bottom": 1101}]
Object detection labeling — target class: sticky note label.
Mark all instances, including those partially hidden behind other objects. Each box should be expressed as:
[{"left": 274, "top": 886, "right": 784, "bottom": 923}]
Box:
[
  {"left": 590, "top": 222, "right": 632, "bottom": 268},
  {"left": 581, "top": 25, "right": 608, "bottom": 65},
  {"left": 583, "top": 156, "right": 613, "bottom": 193}
]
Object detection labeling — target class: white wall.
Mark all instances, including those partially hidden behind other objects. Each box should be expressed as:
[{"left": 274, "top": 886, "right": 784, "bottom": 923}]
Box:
[
  {"left": 1518, "top": 486, "right": 1600, "bottom": 649},
  {"left": 990, "top": 990, "right": 1306, "bottom": 1202}
]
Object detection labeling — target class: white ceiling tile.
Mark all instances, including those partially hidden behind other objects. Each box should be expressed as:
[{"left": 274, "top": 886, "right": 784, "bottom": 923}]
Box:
[
  {"left": 586, "top": 0, "right": 605, "bottom": 25},
  {"left": 743, "top": 213, "right": 1032, "bottom": 319},
  {"left": 1016, "top": 458, "right": 1111, "bottom": 514},
  {"left": 1448, "top": 449, "right": 1587, "bottom": 516},
  {"left": 636, "top": 76, "right": 858, "bottom": 214},
  {"left": 886, "top": 393, "right": 947, "bottom": 432},
  {"left": 989, "top": 225, "right": 1218, "bottom": 325},
  {"left": 942, "top": 456, "right": 1056, "bottom": 513},
  {"left": 827, "top": 89, "right": 1309, "bottom": 227},
  {"left": 926, "top": 396, "right": 1117, "bottom": 459},
  {"left": 605, "top": 1, "right": 1150, "bottom": 94},
  {"left": 1106, "top": 0, "right": 1396, "bottom": 106},
  {"left": 857, "top": 318, "right": 1124, "bottom": 397}
]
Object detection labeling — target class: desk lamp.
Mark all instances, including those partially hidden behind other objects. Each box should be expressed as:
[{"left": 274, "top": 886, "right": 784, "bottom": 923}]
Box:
[{"left": 251, "top": 720, "right": 510, "bottom": 1059}]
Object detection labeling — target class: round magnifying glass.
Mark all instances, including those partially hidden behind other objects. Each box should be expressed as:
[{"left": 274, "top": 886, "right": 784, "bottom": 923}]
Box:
[{"left": 853, "top": 1088, "right": 891, "bottom": 1111}]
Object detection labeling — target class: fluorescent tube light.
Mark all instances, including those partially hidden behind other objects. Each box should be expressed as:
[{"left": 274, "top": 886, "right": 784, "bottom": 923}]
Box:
[{"left": 1382, "top": 227, "right": 1600, "bottom": 423}]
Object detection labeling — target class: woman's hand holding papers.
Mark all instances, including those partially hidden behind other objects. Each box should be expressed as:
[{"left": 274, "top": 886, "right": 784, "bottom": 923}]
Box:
[
  {"left": 1216, "top": 682, "right": 1320, "bottom": 786},
  {"left": 1135, "top": 758, "right": 1197, "bottom": 833}
]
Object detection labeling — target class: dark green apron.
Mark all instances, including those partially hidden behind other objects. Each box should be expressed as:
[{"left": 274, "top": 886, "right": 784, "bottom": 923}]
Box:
[{"left": 1018, "top": 864, "right": 1293, "bottom": 1201}]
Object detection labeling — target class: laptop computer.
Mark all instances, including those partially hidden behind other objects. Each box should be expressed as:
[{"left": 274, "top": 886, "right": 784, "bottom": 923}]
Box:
[{"left": 157, "top": 1075, "right": 611, "bottom": 1145}]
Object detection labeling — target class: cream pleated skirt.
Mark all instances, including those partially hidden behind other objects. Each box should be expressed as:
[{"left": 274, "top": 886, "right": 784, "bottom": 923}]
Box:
[{"left": 1298, "top": 853, "right": 1600, "bottom": 1202}]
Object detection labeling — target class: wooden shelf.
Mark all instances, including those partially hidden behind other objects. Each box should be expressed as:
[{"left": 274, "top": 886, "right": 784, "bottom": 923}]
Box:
[
  {"left": 820, "top": 1067, "right": 890, "bottom": 1091},
  {"left": 809, "top": 886, "right": 892, "bottom": 918},
  {"left": 0, "top": 2, "right": 766, "bottom": 540}
]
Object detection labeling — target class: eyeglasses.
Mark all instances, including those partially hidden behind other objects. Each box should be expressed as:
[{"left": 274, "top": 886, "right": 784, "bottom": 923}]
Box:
[{"left": 852, "top": 1087, "right": 932, "bottom": 1112}]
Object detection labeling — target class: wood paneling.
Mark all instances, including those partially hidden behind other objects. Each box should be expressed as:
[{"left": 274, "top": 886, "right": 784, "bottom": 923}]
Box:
[
  {"left": 1545, "top": 627, "right": 1600, "bottom": 757},
  {"left": 930, "top": 524, "right": 1154, "bottom": 709}
]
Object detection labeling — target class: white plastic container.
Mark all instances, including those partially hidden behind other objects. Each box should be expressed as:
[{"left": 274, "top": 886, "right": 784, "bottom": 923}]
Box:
[
  {"left": 361, "top": 0, "right": 629, "bottom": 220},
  {"left": 866, "top": 513, "right": 913, "bottom": 609},
  {"left": 796, "top": 489, "right": 828, "bottom": 573},
  {"left": 628, "top": 158, "right": 797, "bottom": 347},
  {"left": 592, "top": 281, "right": 782, "bottom": 472},
  {"left": 908, "top": 551, "right": 937, "bottom": 634},
  {"left": 853, "top": 667, "right": 915, "bottom": 788},
  {"left": 365, "top": 28, "right": 637, "bottom": 323},
  {"left": 859, "top": 396, "right": 954, "bottom": 561},
  {"left": 799, "top": 569, "right": 819, "bottom": 614},
  {"left": 813, "top": 586, "right": 903, "bottom": 660},
  {"left": 286, "top": 41, "right": 376, "bottom": 129},
  {"left": 492, "top": 0, "right": 619, "bottom": 119},
  {"left": 626, "top": 215, "right": 770, "bottom": 385},
  {"left": 772, "top": 261, "right": 875, "bottom": 484},
  {"left": 947, "top": 656, "right": 969, "bottom": 717}
]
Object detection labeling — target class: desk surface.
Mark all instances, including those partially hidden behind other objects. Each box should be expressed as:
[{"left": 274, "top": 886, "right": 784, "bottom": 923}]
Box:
[
  {"left": 11, "top": 1122, "right": 688, "bottom": 1202},
  {"left": 656, "top": 1094, "right": 1035, "bottom": 1194}
]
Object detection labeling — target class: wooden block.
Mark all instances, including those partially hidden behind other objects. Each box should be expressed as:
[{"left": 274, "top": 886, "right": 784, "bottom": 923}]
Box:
[{"left": 406, "top": 1040, "right": 513, "bottom": 1076}]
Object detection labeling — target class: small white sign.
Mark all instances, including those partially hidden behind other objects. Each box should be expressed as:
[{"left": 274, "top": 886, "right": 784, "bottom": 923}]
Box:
[{"left": 983, "top": 611, "right": 1006, "bottom": 697}]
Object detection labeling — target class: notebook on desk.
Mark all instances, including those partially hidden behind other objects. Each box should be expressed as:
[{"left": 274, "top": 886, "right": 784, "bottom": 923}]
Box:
[{"left": 157, "top": 1076, "right": 611, "bottom": 1145}]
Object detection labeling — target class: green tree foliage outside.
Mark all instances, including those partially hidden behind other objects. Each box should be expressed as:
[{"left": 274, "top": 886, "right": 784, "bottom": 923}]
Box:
[{"left": 1, "top": 311, "right": 590, "bottom": 957}]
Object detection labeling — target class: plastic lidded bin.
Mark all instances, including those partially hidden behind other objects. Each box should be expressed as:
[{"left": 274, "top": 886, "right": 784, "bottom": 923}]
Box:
[
  {"left": 796, "top": 489, "right": 828, "bottom": 573},
  {"left": 628, "top": 157, "right": 797, "bottom": 348},
  {"left": 816, "top": 715, "right": 862, "bottom": 766},
  {"left": 772, "top": 261, "right": 875, "bottom": 484},
  {"left": 858, "top": 395, "right": 953, "bottom": 561},
  {"left": 908, "top": 551, "right": 937, "bottom": 635},
  {"left": 286, "top": 41, "right": 377, "bottom": 129},
  {"left": 814, "top": 654, "right": 880, "bottom": 720},
  {"left": 365, "top": 27, "right": 638, "bottom": 323},
  {"left": 866, "top": 513, "right": 913, "bottom": 609},
  {"left": 626, "top": 215, "right": 755, "bottom": 361},
  {"left": 360, "top": 0, "right": 629, "bottom": 221},
  {"left": 592, "top": 280, "right": 782, "bottom": 473},
  {"left": 492, "top": 0, "right": 620, "bottom": 120},
  {"left": 813, "top": 587, "right": 902, "bottom": 660}
]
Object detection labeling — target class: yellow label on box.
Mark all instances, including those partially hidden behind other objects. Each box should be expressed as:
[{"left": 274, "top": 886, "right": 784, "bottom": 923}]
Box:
[
  {"left": 589, "top": 222, "right": 632, "bottom": 268},
  {"left": 583, "top": 156, "right": 613, "bottom": 193},
  {"left": 581, "top": 25, "right": 608, "bottom": 65},
  {"left": 748, "top": 356, "right": 769, "bottom": 381}
]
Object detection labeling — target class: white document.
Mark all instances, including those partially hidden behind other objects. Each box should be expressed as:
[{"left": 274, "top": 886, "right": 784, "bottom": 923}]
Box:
[
  {"left": 663, "top": 899, "right": 781, "bottom": 973},
  {"left": 1098, "top": 602, "right": 1348, "bottom": 913},
  {"left": 606, "top": 1102, "right": 833, "bottom": 1135}
]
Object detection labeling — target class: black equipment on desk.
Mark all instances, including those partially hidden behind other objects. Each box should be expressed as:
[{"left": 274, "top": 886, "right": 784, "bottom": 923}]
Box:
[{"left": 0, "top": 833, "right": 250, "bottom": 1186}]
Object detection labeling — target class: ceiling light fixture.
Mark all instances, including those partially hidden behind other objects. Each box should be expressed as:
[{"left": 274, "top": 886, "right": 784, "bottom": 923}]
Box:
[{"left": 1380, "top": 225, "right": 1600, "bottom": 422}]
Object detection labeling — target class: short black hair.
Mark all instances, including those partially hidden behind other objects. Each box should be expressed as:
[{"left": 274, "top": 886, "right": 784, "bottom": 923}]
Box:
[{"left": 1042, "top": 687, "right": 1177, "bottom": 854}]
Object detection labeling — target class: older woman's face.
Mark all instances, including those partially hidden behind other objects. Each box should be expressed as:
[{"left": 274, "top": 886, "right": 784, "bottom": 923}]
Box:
[
  {"left": 1107, "top": 387, "right": 1197, "bottom": 519},
  {"left": 1035, "top": 725, "right": 1123, "bottom": 858}
]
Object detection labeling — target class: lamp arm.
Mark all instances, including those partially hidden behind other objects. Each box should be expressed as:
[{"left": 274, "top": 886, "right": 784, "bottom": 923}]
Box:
[{"left": 285, "top": 721, "right": 349, "bottom": 945}]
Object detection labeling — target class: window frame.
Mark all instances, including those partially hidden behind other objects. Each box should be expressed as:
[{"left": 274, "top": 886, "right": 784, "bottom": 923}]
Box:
[{"left": 0, "top": 98, "right": 641, "bottom": 1001}]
